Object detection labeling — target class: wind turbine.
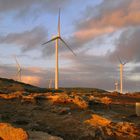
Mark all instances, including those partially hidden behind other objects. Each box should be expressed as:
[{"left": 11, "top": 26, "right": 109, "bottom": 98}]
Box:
[
  {"left": 42, "top": 9, "right": 76, "bottom": 89},
  {"left": 49, "top": 79, "right": 53, "bottom": 89},
  {"left": 118, "top": 56, "right": 127, "bottom": 94},
  {"left": 114, "top": 81, "right": 118, "bottom": 92},
  {"left": 14, "top": 55, "right": 22, "bottom": 82}
]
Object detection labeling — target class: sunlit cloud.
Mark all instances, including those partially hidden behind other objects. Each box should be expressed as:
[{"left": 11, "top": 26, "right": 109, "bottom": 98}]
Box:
[
  {"left": 74, "top": 27, "right": 115, "bottom": 41},
  {"left": 22, "top": 75, "right": 41, "bottom": 85},
  {"left": 27, "top": 67, "right": 46, "bottom": 74},
  {"left": 69, "top": 0, "right": 140, "bottom": 52}
]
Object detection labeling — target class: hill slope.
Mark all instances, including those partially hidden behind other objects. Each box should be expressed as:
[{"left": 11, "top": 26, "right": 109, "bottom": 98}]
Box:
[
  {"left": 0, "top": 77, "right": 108, "bottom": 94},
  {"left": 0, "top": 78, "right": 47, "bottom": 93}
]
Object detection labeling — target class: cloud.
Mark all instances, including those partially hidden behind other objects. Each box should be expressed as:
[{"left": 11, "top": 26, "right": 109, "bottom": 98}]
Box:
[
  {"left": 58, "top": 53, "right": 118, "bottom": 90},
  {"left": 27, "top": 67, "right": 46, "bottom": 74},
  {"left": 0, "top": 26, "right": 47, "bottom": 52},
  {"left": 0, "top": 0, "right": 73, "bottom": 16},
  {"left": 21, "top": 75, "right": 41, "bottom": 85},
  {"left": 108, "top": 27, "right": 140, "bottom": 63},
  {"left": 68, "top": 0, "right": 140, "bottom": 51}
]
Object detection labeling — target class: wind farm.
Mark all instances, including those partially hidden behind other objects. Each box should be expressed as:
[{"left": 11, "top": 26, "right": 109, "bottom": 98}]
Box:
[{"left": 0, "top": 0, "right": 140, "bottom": 140}]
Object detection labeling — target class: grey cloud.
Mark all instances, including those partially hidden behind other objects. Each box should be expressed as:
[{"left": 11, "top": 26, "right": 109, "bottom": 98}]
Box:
[
  {"left": 108, "top": 27, "right": 140, "bottom": 63},
  {"left": 59, "top": 54, "right": 118, "bottom": 90},
  {"left": 59, "top": 53, "right": 140, "bottom": 91},
  {"left": 0, "top": 26, "right": 47, "bottom": 52},
  {"left": 0, "top": 0, "right": 68, "bottom": 12},
  {"left": 0, "top": 0, "right": 73, "bottom": 19}
]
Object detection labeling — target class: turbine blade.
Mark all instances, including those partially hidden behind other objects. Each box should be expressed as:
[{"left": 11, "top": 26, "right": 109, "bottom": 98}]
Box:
[
  {"left": 59, "top": 37, "right": 76, "bottom": 56},
  {"left": 14, "top": 55, "right": 21, "bottom": 69},
  {"left": 42, "top": 37, "right": 58, "bottom": 45},
  {"left": 117, "top": 55, "right": 123, "bottom": 64},
  {"left": 58, "top": 8, "right": 61, "bottom": 36},
  {"left": 123, "top": 61, "right": 129, "bottom": 65}
]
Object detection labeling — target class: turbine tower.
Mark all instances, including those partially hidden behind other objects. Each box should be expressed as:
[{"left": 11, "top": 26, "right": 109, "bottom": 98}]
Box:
[
  {"left": 114, "top": 81, "right": 118, "bottom": 92},
  {"left": 49, "top": 79, "right": 53, "bottom": 89},
  {"left": 118, "top": 56, "right": 127, "bottom": 94},
  {"left": 42, "top": 9, "right": 76, "bottom": 89},
  {"left": 14, "top": 55, "right": 22, "bottom": 82}
]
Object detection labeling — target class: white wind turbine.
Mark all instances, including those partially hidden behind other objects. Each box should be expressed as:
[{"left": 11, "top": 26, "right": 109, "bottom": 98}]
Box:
[
  {"left": 49, "top": 79, "right": 53, "bottom": 89},
  {"left": 118, "top": 56, "right": 127, "bottom": 94},
  {"left": 14, "top": 55, "right": 22, "bottom": 82},
  {"left": 114, "top": 81, "right": 118, "bottom": 92},
  {"left": 42, "top": 9, "right": 76, "bottom": 90}
]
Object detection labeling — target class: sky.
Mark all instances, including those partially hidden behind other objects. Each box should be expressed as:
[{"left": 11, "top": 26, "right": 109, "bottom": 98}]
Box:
[{"left": 0, "top": 0, "right": 140, "bottom": 92}]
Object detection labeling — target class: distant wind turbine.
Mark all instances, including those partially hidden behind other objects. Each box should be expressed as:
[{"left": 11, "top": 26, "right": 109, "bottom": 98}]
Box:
[
  {"left": 14, "top": 55, "right": 22, "bottom": 82},
  {"left": 49, "top": 79, "right": 53, "bottom": 89},
  {"left": 117, "top": 56, "right": 127, "bottom": 94},
  {"left": 114, "top": 81, "right": 118, "bottom": 92},
  {"left": 42, "top": 9, "right": 76, "bottom": 89}
]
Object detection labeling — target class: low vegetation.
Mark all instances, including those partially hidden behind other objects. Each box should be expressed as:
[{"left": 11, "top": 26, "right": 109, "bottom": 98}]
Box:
[{"left": 0, "top": 123, "right": 28, "bottom": 140}]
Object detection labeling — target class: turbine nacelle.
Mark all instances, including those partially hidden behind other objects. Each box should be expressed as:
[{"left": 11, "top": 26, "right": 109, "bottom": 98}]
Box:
[
  {"left": 42, "top": 35, "right": 76, "bottom": 56},
  {"left": 117, "top": 55, "right": 128, "bottom": 65}
]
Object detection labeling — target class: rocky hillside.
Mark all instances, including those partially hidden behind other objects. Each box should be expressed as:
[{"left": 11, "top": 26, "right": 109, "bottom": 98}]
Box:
[
  {"left": 0, "top": 78, "right": 48, "bottom": 93},
  {"left": 0, "top": 77, "right": 107, "bottom": 94}
]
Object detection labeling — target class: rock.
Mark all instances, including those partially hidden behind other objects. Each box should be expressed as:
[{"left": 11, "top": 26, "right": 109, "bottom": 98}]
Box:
[
  {"left": 28, "top": 131, "right": 63, "bottom": 140},
  {"left": 0, "top": 123, "right": 28, "bottom": 140}
]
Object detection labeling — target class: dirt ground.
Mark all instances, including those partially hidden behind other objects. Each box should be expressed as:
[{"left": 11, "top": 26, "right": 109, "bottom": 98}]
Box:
[{"left": 0, "top": 92, "right": 140, "bottom": 140}]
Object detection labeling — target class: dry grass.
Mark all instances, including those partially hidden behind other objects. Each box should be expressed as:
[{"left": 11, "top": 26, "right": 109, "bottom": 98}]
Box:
[
  {"left": 85, "top": 115, "right": 140, "bottom": 138},
  {"left": 0, "top": 92, "right": 22, "bottom": 99},
  {"left": 47, "top": 93, "right": 88, "bottom": 109},
  {"left": 85, "top": 114, "right": 111, "bottom": 127},
  {"left": 100, "top": 96, "right": 112, "bottom": 105},
  {"left": 72, "top": 96, "right": 88, "bottom": 109},
  {"left": 0, "top": 123, "right": 28, "bottom": 140},
  {"left": 28, "top": 130, "right": 63, "bottom": 140}
]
